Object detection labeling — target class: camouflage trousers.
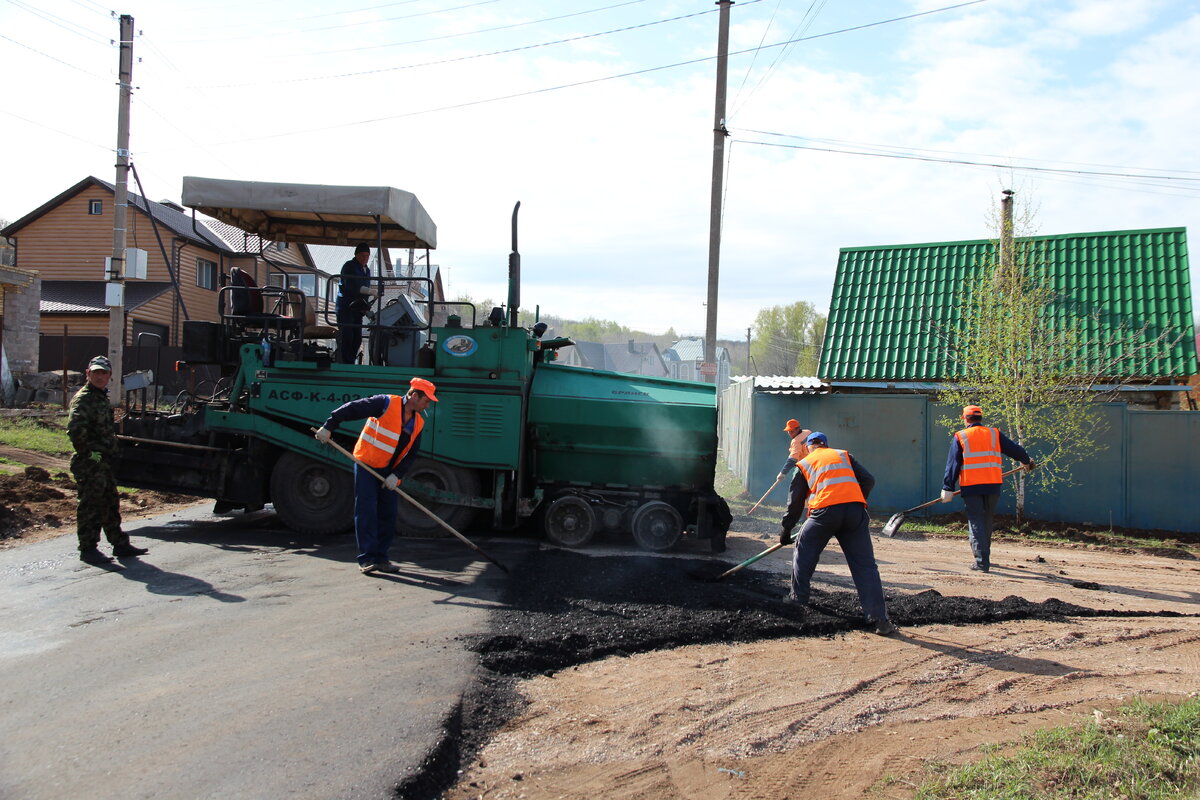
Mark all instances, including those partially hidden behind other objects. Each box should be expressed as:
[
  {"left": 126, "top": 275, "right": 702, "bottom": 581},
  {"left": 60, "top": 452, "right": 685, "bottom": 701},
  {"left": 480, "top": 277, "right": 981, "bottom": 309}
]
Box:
[{"left": 70, "top": 459, "right": 127, "bottom": 550}]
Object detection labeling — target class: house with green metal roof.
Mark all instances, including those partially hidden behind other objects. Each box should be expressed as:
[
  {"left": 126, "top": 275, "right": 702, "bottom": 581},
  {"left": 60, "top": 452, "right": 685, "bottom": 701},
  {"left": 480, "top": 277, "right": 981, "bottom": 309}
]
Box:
[{"left": 818, "top": 227, "right": 1197, "bottom": 405}]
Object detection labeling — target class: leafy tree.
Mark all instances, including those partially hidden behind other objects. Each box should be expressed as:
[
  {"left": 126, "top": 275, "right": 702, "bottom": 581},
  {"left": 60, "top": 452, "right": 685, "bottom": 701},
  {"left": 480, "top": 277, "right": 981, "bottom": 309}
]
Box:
[
  {"left": 750, "top": 301, "right": 825, "bottom": 376},
  {"left": 935, "top": 195, "right": 1186, "bottom": 518}
]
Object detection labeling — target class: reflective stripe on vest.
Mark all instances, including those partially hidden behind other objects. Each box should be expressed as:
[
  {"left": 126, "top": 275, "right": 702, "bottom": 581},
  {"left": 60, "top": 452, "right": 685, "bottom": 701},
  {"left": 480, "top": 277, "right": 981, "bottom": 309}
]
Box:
[
  {"left": 956, "top": 426, "right": 1002, "bottom": 486},
  {"left": 353, "top": 395, "right": 425, "bottom": 469},
  {"left": 798, "top": 448, "right": 867, "bottom": 509}
]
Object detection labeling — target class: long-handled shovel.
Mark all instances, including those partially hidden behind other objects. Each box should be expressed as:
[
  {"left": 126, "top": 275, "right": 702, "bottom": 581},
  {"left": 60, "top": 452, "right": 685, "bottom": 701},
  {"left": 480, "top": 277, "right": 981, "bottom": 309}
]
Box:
[
  {"left": 746, "top": 473, "right": 786, "bottom": 515},
  {"left": 313, "top": 429, "right": 510, "bottom": 573},
  {"left": 708, "top": 542, "right": 786, "bottom": 582},
  {"left": 881, "top": 466, "right": 1025, "bottom": 538}
]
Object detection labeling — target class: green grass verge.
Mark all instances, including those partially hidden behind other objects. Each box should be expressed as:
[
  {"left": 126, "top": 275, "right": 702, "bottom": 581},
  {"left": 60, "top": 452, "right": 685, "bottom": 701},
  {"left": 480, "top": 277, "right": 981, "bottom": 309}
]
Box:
[
  {"left": 0, "top": 415, "right": 71, "bottom": 456},
  {"left": 905, "top": 696, "right": 1200, "bottom": 800}
]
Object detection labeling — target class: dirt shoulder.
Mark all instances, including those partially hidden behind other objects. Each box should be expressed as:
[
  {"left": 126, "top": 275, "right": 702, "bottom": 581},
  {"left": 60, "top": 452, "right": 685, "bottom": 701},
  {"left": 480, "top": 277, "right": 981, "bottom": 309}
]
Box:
[
  {"left": 0, "top": 449, "right": 206, "bottom": 549},
  {"left": 443, "top": 525, "right": 1200, "bottom": 800}
]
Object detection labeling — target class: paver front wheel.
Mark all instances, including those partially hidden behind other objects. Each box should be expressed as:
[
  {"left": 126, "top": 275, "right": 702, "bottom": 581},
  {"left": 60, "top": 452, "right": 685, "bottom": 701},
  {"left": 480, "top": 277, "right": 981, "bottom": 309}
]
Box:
[
  {"left": 631, "top": 501, "right": 682, "bottom": 551},
  {"left": 544, "top": 495, "right": 596, "bottom": 548},
  {"left": 270, "top": 451, "right": 354, "bottom": 535}
]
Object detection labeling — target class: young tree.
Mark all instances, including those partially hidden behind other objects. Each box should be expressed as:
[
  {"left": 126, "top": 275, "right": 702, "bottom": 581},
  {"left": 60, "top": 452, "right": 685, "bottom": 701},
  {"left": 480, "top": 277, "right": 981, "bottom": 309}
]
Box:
[
  {"left": 935, "top": 193, "right": 1187, "bottom": 518},
  {"left": 750, "top": 301, "right": 826, "bottom": 376}
]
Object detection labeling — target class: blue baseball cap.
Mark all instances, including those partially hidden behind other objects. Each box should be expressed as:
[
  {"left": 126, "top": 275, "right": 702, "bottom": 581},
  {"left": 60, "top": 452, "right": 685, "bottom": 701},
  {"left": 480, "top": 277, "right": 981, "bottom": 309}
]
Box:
[{"left": 806, "top": 431, "right": 828, "bottom": 446}]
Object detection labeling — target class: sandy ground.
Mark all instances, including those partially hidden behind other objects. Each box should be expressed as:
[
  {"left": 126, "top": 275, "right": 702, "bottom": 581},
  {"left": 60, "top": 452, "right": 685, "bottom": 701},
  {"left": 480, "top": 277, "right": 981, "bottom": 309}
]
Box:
[{"left": 443, "top": 522, "right": 1200, "bottom": 800}]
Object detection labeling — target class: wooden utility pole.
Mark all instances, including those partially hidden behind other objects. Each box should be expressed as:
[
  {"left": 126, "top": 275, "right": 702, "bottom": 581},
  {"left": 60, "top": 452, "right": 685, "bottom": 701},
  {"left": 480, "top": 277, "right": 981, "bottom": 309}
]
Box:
[
  {"left": 106, "top": 13, "right": 134, "bottom": 404},
  {"left": 703, "top": 0, "right": 733, "bottom": 384}
]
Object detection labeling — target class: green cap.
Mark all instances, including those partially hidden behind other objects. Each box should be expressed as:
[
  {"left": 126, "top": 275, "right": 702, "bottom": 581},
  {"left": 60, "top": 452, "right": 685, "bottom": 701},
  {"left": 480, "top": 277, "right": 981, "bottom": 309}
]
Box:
[{"left": 88, "top": 355, "right": 112, "bottom": 372}]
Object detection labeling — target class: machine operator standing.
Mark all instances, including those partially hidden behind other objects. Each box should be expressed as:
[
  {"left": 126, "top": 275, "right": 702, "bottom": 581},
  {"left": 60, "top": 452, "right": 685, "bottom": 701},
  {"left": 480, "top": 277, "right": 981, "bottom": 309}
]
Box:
[{"left": 336, "top": 242, "right": 379, "bottom": 364}]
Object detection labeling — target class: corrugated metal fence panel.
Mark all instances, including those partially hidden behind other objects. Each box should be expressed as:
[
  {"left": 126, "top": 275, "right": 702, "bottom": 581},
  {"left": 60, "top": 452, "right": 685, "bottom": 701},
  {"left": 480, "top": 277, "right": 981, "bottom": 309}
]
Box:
[
  {"left": 1127, "top": 410, "right": 1200, "bottom": 532},
  {"left": 720, "top": 389, "right": 1200, "bottom": 533}
]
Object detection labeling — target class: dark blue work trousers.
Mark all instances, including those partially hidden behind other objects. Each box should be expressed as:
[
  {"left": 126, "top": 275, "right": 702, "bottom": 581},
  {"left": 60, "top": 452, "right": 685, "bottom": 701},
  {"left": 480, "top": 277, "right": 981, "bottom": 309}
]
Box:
[
  {"left": 962, "top": 493, "right": 1000, "bottom": 570},
  {"left": 337, "top": 308, "right": 364, "bottom": 364},
  {"left": 354, "top": 462, "right": 398, "bottom": 567},
  {"left": 790, "top": 502, "right": 889, "bottom": 623}
]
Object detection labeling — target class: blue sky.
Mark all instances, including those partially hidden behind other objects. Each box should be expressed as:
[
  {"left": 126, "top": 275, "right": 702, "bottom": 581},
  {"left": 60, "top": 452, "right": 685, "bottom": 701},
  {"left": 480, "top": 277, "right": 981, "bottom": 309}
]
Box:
[{"left": 2, "top": 0, "right": 1197, "bottom": 340}]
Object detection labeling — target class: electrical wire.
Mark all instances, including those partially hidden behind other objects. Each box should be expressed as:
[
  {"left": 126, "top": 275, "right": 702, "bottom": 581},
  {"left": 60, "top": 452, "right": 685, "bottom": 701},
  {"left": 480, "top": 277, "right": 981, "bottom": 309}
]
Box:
[
  {"left": 4, "top": 0, "right": 111, "bottom": 46},
  {"left": 0, "top": 32, "right": 109, "bottom": 76},
  {"left": 194, "top": 5, "right": 723, "bottom": 89},
  {"left": 0, "top": 107, "right": 112, "bottom": 150}
]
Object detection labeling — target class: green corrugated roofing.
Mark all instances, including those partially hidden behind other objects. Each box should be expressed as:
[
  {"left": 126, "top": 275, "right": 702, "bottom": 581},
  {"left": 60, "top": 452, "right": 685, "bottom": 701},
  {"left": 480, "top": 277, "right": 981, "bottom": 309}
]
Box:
[{"left": 819, "top": 227, "right": 1197, "bottom": 382}]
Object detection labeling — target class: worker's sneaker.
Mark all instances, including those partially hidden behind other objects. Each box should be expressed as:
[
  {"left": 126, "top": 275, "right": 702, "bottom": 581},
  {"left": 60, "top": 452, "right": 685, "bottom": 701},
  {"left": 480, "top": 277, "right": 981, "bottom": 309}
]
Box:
[
  {"left": 79, "top": 547, "right": 112, "bottom": 565},
  {"left": 359, "top": 562, "right": 378, "bottom": 574},
  {"left": 970, "top": 563, "right": 990, "bottom": 573},
  {"left": 374, "top": 560, "right": 400, "bottom": 574},
  {"left": 873, "top": 619, "right": 898, "bottom": 637},
  {"left": 113, "top": 543, "right": 148, "bottom": 557}
]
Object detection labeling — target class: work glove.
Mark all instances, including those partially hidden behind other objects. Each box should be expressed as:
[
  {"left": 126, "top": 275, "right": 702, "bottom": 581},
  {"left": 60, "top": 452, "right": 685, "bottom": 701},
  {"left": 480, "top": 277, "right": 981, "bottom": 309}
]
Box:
[
  {"left": 89, "top": 451, "right": 104, "bottom": 463},
  {"left": 314, "top": 427, "right": 332, "bottom": 444},
  {"left": 1024, "top": 460, "right": 1037, "bottom": 472},
  {"left": 776, "top": 471, "right": 787, "bottom": 483},
  {"left": 384, "top": 474, "right": 400, "bottom": 491},
  {"left": 939, "top": 489, "right": 955, "bottom": 503},
  {"left": 360, "top": 285, "right": 380, "bottom": 297},
  {"left": 779, "top": 528, "right": 795, "bottom": 546}
]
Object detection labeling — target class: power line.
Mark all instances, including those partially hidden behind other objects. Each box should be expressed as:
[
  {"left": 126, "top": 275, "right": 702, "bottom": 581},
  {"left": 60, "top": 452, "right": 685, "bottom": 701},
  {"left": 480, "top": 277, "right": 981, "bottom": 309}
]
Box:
[
  {"left": 0, "top": 107, "right": 112, "bottom": 150},
  {"left": 194, "top": 5, "right": 723, "bottom": 89},
  {"left": 730, "top": 137, "right": 1200, "bottom": 186},
  {"left": 296, "top": 0, "right": 654, "bottom": 56},
  {"left": 148, "top": 0, "right": 980, "bottom": 151},
  {"left": 0, "top": 32, "right": 108, "bottom": 77},
  {"left": 4, "top": 0, "right": 111, "bottom": 45}
]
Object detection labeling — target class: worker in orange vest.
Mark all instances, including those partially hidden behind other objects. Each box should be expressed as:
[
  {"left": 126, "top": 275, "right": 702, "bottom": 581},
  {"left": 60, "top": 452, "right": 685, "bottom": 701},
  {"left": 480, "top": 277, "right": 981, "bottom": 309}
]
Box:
[
  {"left": 315, "top": 377, "right": 437, "bottom": 574},
  {"left": 941, "top": 405, "right": 1036, "bottom": 573},
  {"left": 779, "top": 431, "right": 896, "bottom": 636},
  {"left": 776, "top": 419, "right": 813, "bottom": 535}
]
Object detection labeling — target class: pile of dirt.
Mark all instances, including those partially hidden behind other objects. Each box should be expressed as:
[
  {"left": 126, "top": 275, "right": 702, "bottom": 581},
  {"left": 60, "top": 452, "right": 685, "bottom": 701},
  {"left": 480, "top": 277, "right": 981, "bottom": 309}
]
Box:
[{"left": 0, "top": 465, "right": 196, "bottom": 543}]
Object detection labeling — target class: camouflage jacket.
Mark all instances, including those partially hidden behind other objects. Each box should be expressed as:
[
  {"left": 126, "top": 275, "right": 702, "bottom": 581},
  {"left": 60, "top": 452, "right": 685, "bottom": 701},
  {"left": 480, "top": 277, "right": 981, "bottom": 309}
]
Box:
[{"left": 67, "top": 383, "right": 118, "bottom": 463}]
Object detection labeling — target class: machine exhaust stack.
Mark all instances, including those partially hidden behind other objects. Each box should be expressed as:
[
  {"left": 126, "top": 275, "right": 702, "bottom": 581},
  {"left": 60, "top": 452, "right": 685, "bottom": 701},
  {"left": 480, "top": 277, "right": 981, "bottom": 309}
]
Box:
[{"left": 507, "top": 201, "right": 521, "bottom": 328}]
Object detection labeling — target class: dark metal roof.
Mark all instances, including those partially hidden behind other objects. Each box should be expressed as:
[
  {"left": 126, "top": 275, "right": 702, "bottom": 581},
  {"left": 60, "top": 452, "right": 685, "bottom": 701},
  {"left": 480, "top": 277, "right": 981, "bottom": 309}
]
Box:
[
  {"left": 820, "top": 227, "right": 1197, "bottom": 381},
  {"left": 41, "top": 280, "right": 173, "bottom": 313}
]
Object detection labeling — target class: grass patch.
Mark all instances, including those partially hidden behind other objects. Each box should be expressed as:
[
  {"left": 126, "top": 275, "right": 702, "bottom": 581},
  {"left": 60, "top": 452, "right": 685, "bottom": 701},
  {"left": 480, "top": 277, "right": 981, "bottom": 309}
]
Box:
[
  {"left": 908, "top": 696, "right": 1200, "bottom": 799},
  {"left": 0, "top": 415, "right": 71, "bottom": 456},
  {"left": 714, "top": 457, "right": 750, "bottom": 502}
]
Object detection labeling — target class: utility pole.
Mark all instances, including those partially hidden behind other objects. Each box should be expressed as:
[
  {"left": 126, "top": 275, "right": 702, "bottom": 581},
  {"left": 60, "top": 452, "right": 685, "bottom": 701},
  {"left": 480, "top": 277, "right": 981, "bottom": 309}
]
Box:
[
  {"left": 999, "top": 189, "right": 1015, "bottom": 279},
  {"left": 106, "top": 13, "right": 134, "bottom": 404},
  {"left": 703, "top": 0, "right": 733, "bottom": 384}
]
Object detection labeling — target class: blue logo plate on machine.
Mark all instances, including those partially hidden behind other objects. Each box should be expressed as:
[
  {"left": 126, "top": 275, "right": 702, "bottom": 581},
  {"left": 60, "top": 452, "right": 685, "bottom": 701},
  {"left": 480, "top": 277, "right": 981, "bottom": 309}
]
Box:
[{"left": 442, "top": 335, "right": 478, "bottom": 357}]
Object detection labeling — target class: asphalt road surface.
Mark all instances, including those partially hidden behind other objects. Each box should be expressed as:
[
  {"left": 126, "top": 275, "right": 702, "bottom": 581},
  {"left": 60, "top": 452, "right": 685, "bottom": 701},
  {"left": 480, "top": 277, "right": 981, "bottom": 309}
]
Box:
[{"left": 0, "top": 504, "right": 524, "bottom": 800}]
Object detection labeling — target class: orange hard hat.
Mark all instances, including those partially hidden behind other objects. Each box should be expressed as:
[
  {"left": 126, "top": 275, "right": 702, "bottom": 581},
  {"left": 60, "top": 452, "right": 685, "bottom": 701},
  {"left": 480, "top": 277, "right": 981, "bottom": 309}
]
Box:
[
  {"left": 410, "top": 377, "right": 438, "bottom": 402},
  {"left": 962, "top": 405, "right": 982, "bottom": 418},
  {"left": 783, "top": 419, "right": 801, "bottom": 432}
]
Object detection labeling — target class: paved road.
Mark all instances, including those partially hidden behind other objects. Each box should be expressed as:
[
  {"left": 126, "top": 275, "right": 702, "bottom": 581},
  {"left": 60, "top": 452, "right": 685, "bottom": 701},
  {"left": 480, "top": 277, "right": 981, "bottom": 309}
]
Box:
[{"left": 0, "top": 505, "right": 525, "bottom": 800}]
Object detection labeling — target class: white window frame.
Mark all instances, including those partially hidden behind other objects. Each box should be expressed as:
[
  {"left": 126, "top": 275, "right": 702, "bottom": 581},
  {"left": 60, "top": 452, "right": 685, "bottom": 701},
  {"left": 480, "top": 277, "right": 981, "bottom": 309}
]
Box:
[
  {"left": 197, "top": 258, "right": 218, "bottom": 290},
  {"left": 88, "top": 199, "right": 103, "bottom": 215}
]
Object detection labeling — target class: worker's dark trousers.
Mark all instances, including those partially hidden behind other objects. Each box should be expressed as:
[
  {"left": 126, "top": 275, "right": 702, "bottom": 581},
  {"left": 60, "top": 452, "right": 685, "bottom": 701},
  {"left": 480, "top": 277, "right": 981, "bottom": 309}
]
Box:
[
  {"left": 337, "top": 308, "right": 363, "bottom": 364},
  {"left": 790, "top": 502, "right": 889, "bottom": 623},
  {"left": 354, "top": 463, "right": 397, "bottom": 567},
  {"left": 962, "top": 493, "right": 1000, "bottom": 570}
]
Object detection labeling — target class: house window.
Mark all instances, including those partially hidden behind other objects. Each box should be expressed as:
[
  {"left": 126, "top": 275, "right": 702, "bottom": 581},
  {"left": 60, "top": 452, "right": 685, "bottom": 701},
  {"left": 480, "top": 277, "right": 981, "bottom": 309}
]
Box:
[
  {"left": 197, "top": 258, "right": 218, "bottom": 290},
  {"left": 88, "top": 199, "right": 103, "bottom": 215},
  {"left": 269, "top": 271, "right": 318, "bottom": 298}
]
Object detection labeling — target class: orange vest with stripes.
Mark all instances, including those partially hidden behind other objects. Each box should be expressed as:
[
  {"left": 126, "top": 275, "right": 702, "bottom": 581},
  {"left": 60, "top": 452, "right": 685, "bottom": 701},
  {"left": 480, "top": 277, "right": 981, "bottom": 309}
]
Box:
[
  {"left": 352, "top": 395, "right": 424, "bottom": 469},
  {"left": 799, "top": 447, "right": 867, "bottom": 509},
  {"left": 955, "top": 426, "right": 1002, "bottom": 486}
]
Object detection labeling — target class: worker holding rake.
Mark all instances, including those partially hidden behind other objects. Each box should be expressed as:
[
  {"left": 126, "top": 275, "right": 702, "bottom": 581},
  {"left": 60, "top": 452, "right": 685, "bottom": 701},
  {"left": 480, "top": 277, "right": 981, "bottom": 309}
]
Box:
[
  {"left": 315, "top": 377, "right": 437, "bottom": 575},
  {"left": 780, "top": 431, "right": 896, "bottom": 636},
  {"left": 941, "top": 405, "right": 1036, "bottom": 573},
  {"left": 773, "top": 418, "right": 813, "bottom": 521}
]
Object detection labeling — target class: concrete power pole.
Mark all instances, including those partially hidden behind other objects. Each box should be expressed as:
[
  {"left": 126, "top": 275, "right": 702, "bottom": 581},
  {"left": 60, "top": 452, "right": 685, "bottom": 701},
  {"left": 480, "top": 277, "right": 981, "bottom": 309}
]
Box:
[
  {"left": 999, "top": 189, "right": 1015, "bottom": 277},
  {"left": 703, "top": 0, "right": 733, "bottom": 384},
  {"left": 106, "top": 13, "right": 134, "bottom": 404}
]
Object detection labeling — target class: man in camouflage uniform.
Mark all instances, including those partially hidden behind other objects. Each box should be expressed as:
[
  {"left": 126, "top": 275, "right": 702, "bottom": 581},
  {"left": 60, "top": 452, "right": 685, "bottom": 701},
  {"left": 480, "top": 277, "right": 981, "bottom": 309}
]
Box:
[{"left": 68, "top": 355, "right": 148, "bottom": 565}]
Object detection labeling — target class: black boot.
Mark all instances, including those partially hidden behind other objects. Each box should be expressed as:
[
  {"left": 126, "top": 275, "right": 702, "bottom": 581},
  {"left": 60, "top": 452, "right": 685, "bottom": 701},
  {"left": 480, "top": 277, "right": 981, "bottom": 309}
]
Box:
[
  {"left": 113, "top": 543, "right": 149, "bottom": 557},
  {"left": 80, "top": 547, "right": 112, "bottom": 565}
]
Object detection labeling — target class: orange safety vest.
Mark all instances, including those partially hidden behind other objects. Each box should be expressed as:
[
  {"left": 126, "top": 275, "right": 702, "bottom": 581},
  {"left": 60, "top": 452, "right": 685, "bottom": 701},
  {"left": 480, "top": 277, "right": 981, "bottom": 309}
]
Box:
[
  {"left": 799, "top": 447, "right": 867, "bottom": 509},
  {"left": 353, "top": 395, "right": 424, "bottom": 469},
  {"left": 955, "top": 426, "right": 1002, "bottom": 486}
]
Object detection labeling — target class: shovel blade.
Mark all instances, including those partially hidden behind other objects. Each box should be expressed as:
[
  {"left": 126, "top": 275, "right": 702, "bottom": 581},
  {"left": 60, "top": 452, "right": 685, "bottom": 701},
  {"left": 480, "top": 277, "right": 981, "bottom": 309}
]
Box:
[{"left": 881, "top": 512, "right": 905, "bottom": 538}]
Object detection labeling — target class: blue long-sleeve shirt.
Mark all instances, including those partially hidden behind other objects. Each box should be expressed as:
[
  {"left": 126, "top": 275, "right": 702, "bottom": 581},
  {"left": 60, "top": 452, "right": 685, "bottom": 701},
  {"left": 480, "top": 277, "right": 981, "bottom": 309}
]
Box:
[
  {"left": 322, "top": 394, "right": 423, "bottom": 479},
  {"left": 943, "top": 422, "right": 1031, "bottom": 496},
  {"left": 336, "top": 258, "right": 371, "bottom": 312}
]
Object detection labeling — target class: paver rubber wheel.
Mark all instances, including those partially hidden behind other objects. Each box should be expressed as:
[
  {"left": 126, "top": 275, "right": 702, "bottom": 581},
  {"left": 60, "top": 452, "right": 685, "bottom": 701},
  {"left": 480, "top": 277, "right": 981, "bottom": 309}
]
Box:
[
  {"left": 270, "top": 451, "right": 354, "bottom": 535},
  {"left": 395, "top": 457, "right": 481, "bottom": 537},
  {"left": 631, "top": 501, "right": 682, "bottom": 552},
  {"left": 544, "top": 495, "right": 596, "bottom": 548}
]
